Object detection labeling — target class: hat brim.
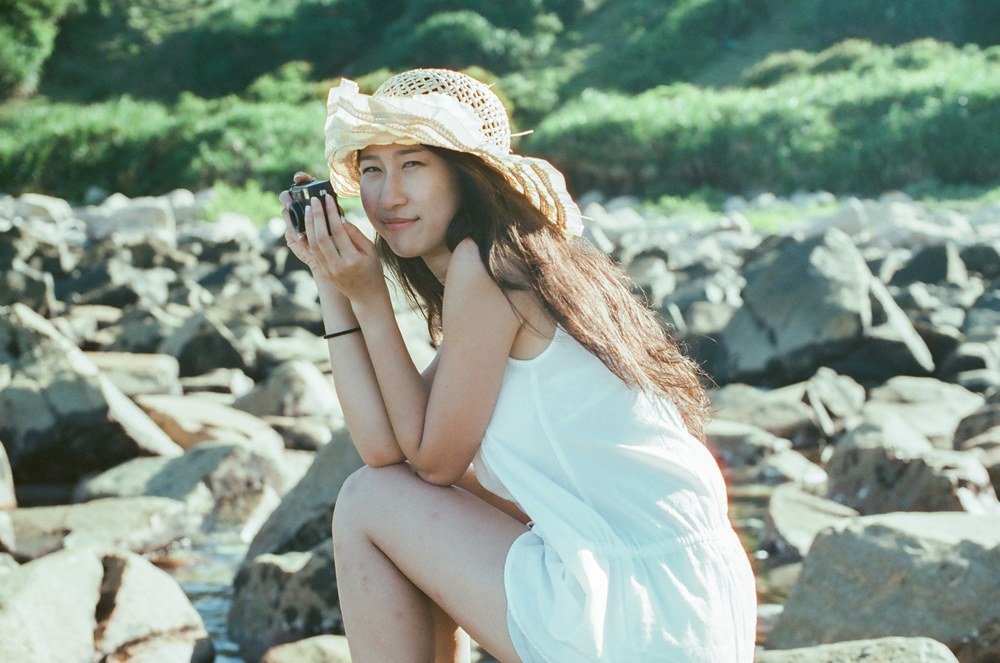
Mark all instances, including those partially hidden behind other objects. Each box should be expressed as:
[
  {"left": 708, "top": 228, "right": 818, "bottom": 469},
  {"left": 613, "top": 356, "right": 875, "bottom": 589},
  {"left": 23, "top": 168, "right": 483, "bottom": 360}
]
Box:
[{"left": 325, "top": 79, "right": 582, "bottom": 236}]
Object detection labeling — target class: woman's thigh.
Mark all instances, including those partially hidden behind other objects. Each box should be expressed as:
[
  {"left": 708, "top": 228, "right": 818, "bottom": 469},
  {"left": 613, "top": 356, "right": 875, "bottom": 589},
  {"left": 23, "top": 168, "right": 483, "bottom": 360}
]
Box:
[{"left": 333, "top": 463, "right": 529, "bottom": 663}]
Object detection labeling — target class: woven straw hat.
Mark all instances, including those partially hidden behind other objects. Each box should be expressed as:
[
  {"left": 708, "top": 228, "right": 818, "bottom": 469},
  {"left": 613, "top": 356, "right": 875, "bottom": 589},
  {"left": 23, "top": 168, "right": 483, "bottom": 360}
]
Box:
[{"left": 324, "top": 68, "right": 582, "bottom": 236}]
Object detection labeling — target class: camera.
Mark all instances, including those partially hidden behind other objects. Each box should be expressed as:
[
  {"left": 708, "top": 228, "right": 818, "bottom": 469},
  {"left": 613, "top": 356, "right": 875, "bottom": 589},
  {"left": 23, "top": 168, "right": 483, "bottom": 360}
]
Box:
[{"left": 287, "top": 179, "right": 338, "bottom": 233}]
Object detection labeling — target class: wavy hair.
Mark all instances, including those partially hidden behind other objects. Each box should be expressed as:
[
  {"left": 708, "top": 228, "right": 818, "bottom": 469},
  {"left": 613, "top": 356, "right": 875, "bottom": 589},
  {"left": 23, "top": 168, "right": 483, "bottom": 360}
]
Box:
[{"left": 373, "top": 147, "right": 712, "bottom": 440}]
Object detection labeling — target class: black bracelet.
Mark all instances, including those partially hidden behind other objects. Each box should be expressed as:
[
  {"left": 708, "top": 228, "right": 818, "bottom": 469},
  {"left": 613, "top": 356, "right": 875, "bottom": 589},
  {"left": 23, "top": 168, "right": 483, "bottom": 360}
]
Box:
[{"left": 323, "top": 326, "right": 362, "bottom": 339}]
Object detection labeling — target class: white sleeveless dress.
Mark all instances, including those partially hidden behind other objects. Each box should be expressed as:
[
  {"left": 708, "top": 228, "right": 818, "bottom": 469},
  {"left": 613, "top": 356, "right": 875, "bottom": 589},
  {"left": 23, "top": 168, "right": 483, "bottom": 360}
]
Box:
[{"left": 472, "top": 326, "right": 757, "bottom": 663}]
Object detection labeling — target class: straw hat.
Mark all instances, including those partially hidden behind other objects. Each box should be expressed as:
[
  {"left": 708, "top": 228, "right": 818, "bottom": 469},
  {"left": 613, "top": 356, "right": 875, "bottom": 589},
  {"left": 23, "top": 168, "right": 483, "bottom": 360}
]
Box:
[{"left": 324, "top": 68, "right": 583, "bottom": 236}]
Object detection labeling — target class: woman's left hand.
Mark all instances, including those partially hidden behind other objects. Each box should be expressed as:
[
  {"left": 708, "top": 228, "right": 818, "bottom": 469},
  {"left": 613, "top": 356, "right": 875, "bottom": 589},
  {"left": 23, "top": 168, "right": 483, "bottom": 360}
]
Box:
[{"left": 301, "top": 192, "right": 385, "bottom": 301}]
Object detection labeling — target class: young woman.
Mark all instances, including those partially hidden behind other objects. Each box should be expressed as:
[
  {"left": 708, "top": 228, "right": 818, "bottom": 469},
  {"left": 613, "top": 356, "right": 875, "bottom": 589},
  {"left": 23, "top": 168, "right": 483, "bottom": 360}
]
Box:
[{"left": 281, "top": 69, "right": 756, "bottom": 663}]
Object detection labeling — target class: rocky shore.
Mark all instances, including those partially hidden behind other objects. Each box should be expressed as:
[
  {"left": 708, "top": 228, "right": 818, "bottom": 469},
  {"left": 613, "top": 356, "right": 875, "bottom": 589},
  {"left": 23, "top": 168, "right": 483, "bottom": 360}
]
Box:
[{"left": 1, "top": 187, "right": 999, "bottom": 662}]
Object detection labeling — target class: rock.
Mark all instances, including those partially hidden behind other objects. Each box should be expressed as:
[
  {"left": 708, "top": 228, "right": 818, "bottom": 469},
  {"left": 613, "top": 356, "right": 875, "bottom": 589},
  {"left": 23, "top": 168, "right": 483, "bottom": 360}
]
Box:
[
  {"left": 755, "top": 637, "right": 959, "bottom": 663},
  {"left": 75, "top": 440, "right": 291, "bottom": 536},
  {"left": 9, "top": 496, "right": 194, "bottom": 561},
  {"left": 1, "top": 260, "right": 60, "bottom": 317},
  {"left": 0, "top": 441, "right": 14, "bottom": 509},
  {"left": 801, "top": 367, "right": 866, "bottom": 436},
  {"left": 960, "top": 242, "right": 1000, "bottom": 279},
  {"left": 260, "top": 635, "right": 352, "bottom": 663},
  {"left": 180, "top": 366, "right": 255, "bottom": 396},
  {"left": 264, "top": 416, "right": 340, "bottom": 451},
  {"left": 80, "top": 195, "right": 177, "bottom": 244},
  {"left": 0, "top": 512, "right": 14, "bottom": 555},
  {"left": 14, "top": 193, "right": 73, "bottom": 224},
  {"left": 157, "top": 309, "right": 261, "bottom": 377},
  {"left": 714, "top": 229, "right": 872, "bottom": 383},
  {"left": 863, "top": 377, "right": 984, "bottom": 448},
  {"left": 711, "top": 384, "right": 823, "bottom": 448},
  {"left": 84, "top": 351, "right": 182, "bottom": 396},
  {"left": 105, "top": 304, "right": 187, "bottom": 354},
  {"left": 756, "top": 603, "right": 784, "bottom": 647},
  {"left": 826, "top": 415, "right": 1000, "bottom": 515},
  {"left": 954, "top": 403, "right": 1000, "bottom": 448},
  {"left": 625, "top": 252, "right": 676, "bottom": 306},
  {"left": 768, "top": 512, "right": 1000, "bottom": 662},
  {"left": 95, "top": 551, "right": 213, "bottom": 662},
  {"left": 0, "top": 547, "right": 104, "bottom": 663},
  {"left": 0, "top": 303, "right": 183, "bottom": 484},
  {"left": 245, "top": 428, "right": 363, "bottom": 560},
  {"left": 759, "top": 483, "right": 858, "bottom": 561},
  {"left": 233, "top": 360, "right": 343, "bottom": 419},
  {"left": 705, "top": 420, "right": 792, "bottom": 468},
  {"left": 134, "top": 394, "right": 285, "bottom": 455},
  {"left": 888, "top": 242, "right": 968, "bottom": 287},
  {"left": 227, "top": 540, "right": 341, "bottom": 663},
  {"left": 254, "top": 334, "right": 331, "bottom": 375},
  {"left": 752, "top": 449, "right": 828, "bottom": 487}
]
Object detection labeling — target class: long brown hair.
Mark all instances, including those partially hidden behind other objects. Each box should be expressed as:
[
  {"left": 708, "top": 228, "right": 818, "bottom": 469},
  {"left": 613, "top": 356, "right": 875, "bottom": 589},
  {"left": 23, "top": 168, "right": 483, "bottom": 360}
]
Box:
[{"left": 374, "top": 147, "right": 712, "bottom": 440}]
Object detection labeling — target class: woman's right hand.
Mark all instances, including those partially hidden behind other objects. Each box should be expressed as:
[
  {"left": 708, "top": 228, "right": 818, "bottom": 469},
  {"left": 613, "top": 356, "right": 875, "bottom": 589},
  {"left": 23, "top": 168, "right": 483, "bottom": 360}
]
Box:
[{"left": 281, "top": 171, "right": 321, "bottom": 272}]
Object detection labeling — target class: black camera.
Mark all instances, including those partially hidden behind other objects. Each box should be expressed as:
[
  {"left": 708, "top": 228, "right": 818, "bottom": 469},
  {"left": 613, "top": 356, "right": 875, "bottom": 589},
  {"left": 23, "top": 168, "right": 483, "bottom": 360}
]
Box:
[{"left": 287, "top": 179, "right": 338, "bottom": 233}]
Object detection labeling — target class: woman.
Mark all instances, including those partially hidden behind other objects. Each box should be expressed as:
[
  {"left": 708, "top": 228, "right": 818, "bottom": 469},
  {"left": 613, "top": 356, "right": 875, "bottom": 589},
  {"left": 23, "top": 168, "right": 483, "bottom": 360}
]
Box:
[{"left": 281, "top": 69, "right": 756, "bottom": 663}]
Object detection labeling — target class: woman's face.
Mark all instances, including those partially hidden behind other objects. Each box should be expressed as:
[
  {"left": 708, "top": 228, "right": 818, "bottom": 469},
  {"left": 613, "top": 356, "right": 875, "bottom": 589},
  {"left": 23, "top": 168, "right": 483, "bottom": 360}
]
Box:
[{"left": 358, "top": 144, "right": 460, "bottom": 265}]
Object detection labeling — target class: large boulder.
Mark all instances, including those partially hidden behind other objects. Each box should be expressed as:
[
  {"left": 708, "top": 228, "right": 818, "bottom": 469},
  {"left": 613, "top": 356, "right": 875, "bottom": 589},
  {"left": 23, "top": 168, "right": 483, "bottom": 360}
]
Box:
[
  {"left": 0, "top": 547, "right": 104, "bottom": 663},
  {"left": 244, "top": 427, "right": 363, "bottom": 560},
  {"left": 95, "top": 550, "right": 213, "bottom": 663},
  {"left": 9, "top": 496, "right": 195, "bottom": 561},
  {"left": 78, "top": 194, "right": 177, "bottom": 244},
  {"left": 755, "top": 637, "right": 959, "bottom": 663},
  {"left": 227, "top": 540, "right": 341, "bottom": 663},
  {"left": 84, "top": 351, "right": 182, "bottom": 397},
  {"left": 157, "top": 309, "right": 262, "bottom": 377},
  {"left": 711, "top": 384, "right": 822, "bottom": 448},
  {"left": 0, "top": 304, "right": 182, "bottom": 484},
  {"left": 714, "top": 229, "right": 933, "bottom": 384},
  {"left": 826, "top": 415, "right": 1000, "bottom": 515},
  {"left": 134, "top": 393, "right": 285, "bottom": 455},
  {"left": 233, "top": 360, "right": 343, "bottom": 419},
  {"left": 768, "top": 512, "right": 1000, "bottom": 662},
  {"left": 75, "top": 440, "right": 291, "bottom": 539},
  {"left": 863, "top": 377, "right": 984, "bottom": 448},
  {"left": 759, "top": 483, "right": 859, "bottom": 561},
  {"left": 703, "top": 420, "right": 792, "bottom": 469}
]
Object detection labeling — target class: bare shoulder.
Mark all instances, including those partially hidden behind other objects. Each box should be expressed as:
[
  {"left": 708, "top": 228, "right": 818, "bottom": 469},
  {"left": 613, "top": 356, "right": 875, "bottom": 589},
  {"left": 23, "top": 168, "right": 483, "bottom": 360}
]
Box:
[{"left": 446, "top": 238, "right": 494, "bottom": 289}]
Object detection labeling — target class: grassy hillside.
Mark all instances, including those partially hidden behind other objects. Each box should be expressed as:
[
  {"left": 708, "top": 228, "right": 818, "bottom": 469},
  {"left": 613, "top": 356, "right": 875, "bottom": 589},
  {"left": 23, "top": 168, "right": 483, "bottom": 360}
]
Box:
[{"left": 2, "top": 0, "right": 1000, "bottom": 201}]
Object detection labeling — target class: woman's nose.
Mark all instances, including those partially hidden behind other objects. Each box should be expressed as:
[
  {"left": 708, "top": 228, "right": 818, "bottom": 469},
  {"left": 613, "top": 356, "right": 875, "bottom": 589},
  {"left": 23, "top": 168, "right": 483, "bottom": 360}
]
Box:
[{"left": 380, "top": 171, "right": 407, "bottom": 209}]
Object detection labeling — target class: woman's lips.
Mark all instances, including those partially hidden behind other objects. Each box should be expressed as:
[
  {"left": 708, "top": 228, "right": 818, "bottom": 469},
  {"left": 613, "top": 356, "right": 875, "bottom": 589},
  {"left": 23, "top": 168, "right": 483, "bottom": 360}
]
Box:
[{"left": 382, "top": 217, "right": 416, "bottom": 231}]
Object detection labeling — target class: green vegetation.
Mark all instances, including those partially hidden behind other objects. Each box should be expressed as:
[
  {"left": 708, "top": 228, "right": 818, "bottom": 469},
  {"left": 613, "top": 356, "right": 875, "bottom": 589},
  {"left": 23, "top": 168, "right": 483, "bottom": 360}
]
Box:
[
  {"left": 527, "top": 40, "right": 1000, "bottom": 198},
  {"left": 2, "top": 0, "right": 999, "bottom": 202}
]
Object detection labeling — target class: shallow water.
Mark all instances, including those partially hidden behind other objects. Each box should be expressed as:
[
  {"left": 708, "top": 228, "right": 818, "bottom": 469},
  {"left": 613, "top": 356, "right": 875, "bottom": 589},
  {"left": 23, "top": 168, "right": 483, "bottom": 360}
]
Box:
[{"left": 161, "top": 533, "right": 250, "bottom": 662}]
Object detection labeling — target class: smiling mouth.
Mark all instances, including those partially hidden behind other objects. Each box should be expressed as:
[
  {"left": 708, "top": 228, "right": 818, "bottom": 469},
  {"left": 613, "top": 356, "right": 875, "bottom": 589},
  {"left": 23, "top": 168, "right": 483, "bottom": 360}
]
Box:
[{"left": 383, "top": 218, "right": 416, "bottom": 230}]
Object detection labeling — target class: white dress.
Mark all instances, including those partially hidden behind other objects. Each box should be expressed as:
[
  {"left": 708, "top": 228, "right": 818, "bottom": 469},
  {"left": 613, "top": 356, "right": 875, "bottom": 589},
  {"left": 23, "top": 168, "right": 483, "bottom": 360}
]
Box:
[{"left": 473, "top": 326, "right": 757, "bottom": 663}]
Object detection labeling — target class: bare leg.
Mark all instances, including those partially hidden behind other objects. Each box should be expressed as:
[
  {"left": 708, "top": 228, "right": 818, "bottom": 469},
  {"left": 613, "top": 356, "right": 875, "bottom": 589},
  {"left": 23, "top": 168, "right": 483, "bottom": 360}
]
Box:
[
  {"left": 432, "top": 602, "right": 470, "bottom": 663},
  {"left": 333, "top": 464, "right": 528, "bottom": 663}
]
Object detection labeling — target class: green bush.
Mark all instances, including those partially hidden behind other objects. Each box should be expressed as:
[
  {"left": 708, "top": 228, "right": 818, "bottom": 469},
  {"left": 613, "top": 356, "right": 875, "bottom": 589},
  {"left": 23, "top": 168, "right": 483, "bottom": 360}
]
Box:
[
  {"left": 0, "top": 94, "right": 328, "bottom": 200},
  {"left": 0, "top": 0, "right": 82, "bottom": 99},
  {"left": 796, "top": 0, "right": 1000, "bottom": 47},
  {"left": 526, "top": 40, "right": 1000, "bottom": 197}
]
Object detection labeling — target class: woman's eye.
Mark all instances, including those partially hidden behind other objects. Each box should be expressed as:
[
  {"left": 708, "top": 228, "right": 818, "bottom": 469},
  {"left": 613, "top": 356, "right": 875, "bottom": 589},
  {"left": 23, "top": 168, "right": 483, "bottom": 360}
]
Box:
[
  {"left": 403, "top": 160, "right": 424, "bottom": 168},
  {"left": 361, "top": 166, "right": 381, "bottom": 174}
]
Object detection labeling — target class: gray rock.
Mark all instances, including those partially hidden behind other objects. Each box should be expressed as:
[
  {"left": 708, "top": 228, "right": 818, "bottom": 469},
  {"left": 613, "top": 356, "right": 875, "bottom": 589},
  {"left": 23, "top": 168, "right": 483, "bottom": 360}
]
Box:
[
  {"left": 180, "top": 367, "right": 255, "bottom": 396},
  {"left": 1, "top": 260, "right": 60, "bottom": 317},
  {"left": 134, "top": 393, "right": 285, "bottom": 455},
  {"left": 826, "top": 415, "right": 1000, "bottom": 515},
  {"left": 715, "top": 229, "right": 872, "bottom": 383},
  {"left": 752, "top": 449, "right": 828, "bottom": 487},
  {"left": 84, "top": 351, "right": 182, "bottom": 396},
  {"left": 227, "top": 540, "right": 341, "bottom": 663},
  {"left": 9, "top": 496, "right": 195, "bottom": 561},
  {"left": 759, "top": 483, "right": 858, "bottom": 561},
  {"left": 954, "top": 403, "right": 1000, "bottom": 448},
  {"left": 105, "top": 304, "right": 187, "bottom": 354},
  {"left": 755, "top": 637, "right": 959, "bottom": 663},
  {"left": 0, "top": 441, "right": 14, "bottom": 509},
  {"left": 711, "top": 384, "right": 822, "bottom": 448},
  {"left": 0, "top": 547, "right": 104, "bottom": 663},
  {"left": 863, "top": 377, "right": 984, "bottom": 448},
  {"left": 14, "top": 193, "right": 73, "bottom": 224},
  {"left": 244, "top": 428, "right": 363, "bottom": 560},
  {"left": 801, "top": 367, "right": 866, "bottom": 436},
  {"left": 260, "top": 635, "right": 352, "bottom": 663},
  {"left": 158, "top": 309, "right": 260, "bottom": 377},
  {"left": 74, "top": 440, "right": 290, "bottom": 537},
  {"left": 234, "top": 360, "right": 342, "bottom": 419},
  {"left": 95, "top": 551, "right": 213, "bottom": 662},
  {"left": 768, "top": 512, "right": 1000, "bottom": 663},
  {"left": 889, "top": 242, "right": 968, "bottom": 287},
  {"left": 0, "top": 303, "right": 182, "bottom": 483},
  {"left": 0, "top": 512, "right": 14, "bottom": 555},
  {"left": 80, "top": 195, "right": 177, "bottom": 244},
  {"left": 625, "top": 252, "right": 676, "bottom": 306},
  {"left": 263, "top": 416, "right": 339, "bottom": 451},
  {"left": 704, "top": 420, "right": 792, "bottom": 468}
]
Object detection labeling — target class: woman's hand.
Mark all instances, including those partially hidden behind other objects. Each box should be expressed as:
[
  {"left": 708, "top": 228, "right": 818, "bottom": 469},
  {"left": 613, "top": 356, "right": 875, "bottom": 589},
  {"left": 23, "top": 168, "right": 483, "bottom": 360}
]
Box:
[{"left": 281, "top": 172, "right": 385, "bottom": 301}]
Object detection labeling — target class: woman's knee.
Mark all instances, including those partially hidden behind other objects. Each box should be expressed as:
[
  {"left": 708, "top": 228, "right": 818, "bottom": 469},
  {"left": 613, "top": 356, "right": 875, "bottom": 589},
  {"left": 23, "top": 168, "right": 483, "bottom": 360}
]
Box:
[{"left": 332, "top": 463, "right": 412, "bottom": 536}]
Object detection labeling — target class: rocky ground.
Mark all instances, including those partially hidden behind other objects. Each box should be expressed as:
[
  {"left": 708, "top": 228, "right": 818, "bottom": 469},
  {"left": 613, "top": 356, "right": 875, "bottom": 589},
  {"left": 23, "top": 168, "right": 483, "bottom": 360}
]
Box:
[{"left": 1, "top": 187, "right": 999, "bottom": 662}]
